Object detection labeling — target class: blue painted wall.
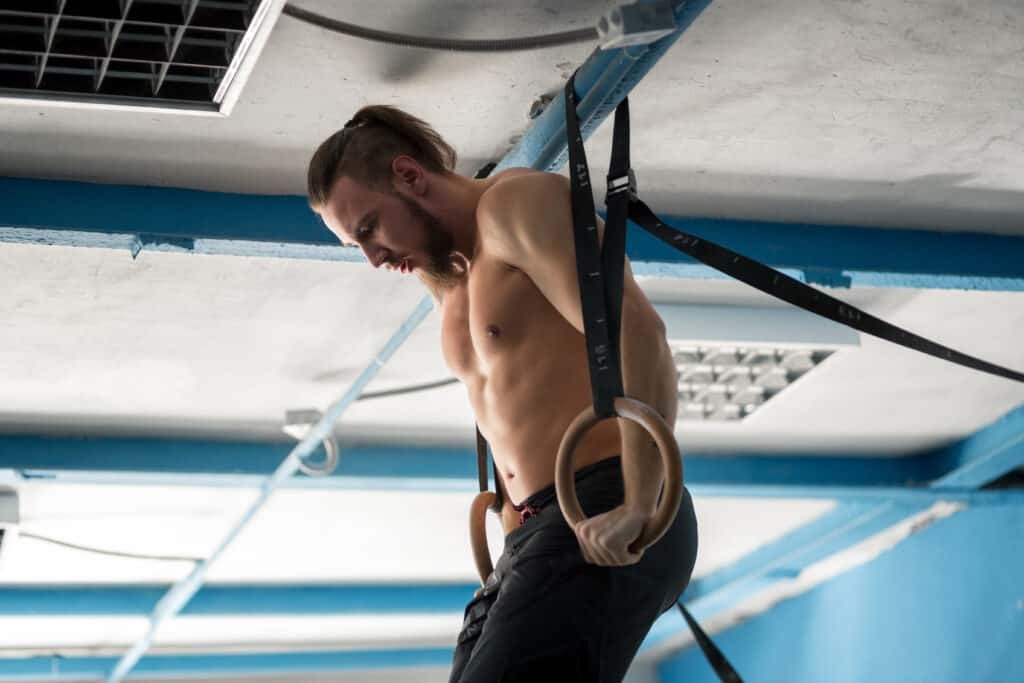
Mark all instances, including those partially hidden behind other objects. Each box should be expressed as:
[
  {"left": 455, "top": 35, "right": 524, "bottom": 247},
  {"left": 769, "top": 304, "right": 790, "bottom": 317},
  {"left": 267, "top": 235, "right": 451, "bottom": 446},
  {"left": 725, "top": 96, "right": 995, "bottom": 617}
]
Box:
[{"left": 659, "top": 504, "right": 1024, "bottom": 683}]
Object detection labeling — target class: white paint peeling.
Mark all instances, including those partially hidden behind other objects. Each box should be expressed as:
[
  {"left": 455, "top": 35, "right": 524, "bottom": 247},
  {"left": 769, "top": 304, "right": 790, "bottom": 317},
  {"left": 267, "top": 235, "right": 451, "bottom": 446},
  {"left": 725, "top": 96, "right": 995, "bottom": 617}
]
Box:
[{"left": 641, "top": 501, "right": 967, "bottom": 661}]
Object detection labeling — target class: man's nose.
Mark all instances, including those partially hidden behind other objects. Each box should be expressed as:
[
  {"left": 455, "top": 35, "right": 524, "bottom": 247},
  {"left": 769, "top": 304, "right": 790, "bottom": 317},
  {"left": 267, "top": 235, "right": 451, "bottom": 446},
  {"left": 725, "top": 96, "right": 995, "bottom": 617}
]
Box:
[{"left": 365, "top": 246, "right": 391, "bottom": 269}]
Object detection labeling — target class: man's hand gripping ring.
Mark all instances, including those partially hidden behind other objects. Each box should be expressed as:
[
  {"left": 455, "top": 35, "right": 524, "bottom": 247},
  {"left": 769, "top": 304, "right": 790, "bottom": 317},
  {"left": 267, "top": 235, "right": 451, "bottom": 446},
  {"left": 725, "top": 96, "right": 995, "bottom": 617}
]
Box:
[{"left": 555, "top": 397, "right": 682, "bottom": 553}]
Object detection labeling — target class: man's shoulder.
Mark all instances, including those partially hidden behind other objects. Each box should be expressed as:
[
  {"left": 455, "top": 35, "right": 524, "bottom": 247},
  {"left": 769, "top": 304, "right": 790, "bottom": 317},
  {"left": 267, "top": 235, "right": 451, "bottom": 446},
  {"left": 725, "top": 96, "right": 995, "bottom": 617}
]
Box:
[
  {"left": 475, "top": 170, "right": 571, "bottom": 267},
  {"left": 479, "top": 169, "right": 566, "bottom": 210},
  {"left": 477, "top": 170, "right": 568, "bottom": 234}
]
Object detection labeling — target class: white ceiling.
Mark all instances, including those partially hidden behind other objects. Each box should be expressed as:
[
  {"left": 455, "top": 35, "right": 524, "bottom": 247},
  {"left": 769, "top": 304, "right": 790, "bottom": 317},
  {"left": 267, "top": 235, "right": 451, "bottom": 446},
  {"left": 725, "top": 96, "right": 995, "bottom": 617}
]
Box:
[
  {"left": 1, "top": 0, "right": 1022, "bottom": 234},
  {"left": 1, "top": 243, "right": 1020, "bottom": 452},
  {"left": 1, "top": 0, "right": 1023, "bottom": 676}
]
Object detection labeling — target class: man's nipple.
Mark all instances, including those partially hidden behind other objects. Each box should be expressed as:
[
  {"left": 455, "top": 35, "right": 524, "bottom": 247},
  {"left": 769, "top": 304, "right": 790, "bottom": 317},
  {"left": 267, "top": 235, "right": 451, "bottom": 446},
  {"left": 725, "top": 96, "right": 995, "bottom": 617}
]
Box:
[{"left": 486, "top": 324, "right": 501, "bottom": 338}]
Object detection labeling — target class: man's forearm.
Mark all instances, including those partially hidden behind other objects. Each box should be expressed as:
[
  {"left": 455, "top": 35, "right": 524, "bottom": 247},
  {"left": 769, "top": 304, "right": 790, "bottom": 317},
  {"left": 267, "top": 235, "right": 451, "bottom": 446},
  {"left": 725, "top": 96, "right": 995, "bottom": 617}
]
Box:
[{"left": 619, "top": 304, "right": 679, "bottom": 516}]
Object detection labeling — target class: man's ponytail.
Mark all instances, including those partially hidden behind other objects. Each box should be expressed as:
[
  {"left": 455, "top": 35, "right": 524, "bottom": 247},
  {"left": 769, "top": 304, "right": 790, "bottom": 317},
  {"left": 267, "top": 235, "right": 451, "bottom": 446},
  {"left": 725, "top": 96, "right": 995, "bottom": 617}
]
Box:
[{"left": 307, "top": 105, "right": 456, "bottom": 207}]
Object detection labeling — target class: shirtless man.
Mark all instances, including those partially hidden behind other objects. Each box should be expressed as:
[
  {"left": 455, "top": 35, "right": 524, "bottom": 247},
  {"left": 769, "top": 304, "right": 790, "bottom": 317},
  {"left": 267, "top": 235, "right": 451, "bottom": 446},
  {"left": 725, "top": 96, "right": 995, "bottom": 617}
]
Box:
[{"left": 307, "top": 105, "right": 698, "bottom": 682}]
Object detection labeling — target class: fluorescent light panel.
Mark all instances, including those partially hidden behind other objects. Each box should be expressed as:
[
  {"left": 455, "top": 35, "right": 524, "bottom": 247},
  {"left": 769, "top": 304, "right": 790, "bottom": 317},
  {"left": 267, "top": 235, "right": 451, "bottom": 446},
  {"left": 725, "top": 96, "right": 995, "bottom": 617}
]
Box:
[
  {"left": 653, "top": 303, "right": 858, "bottom": 422},
  {"left": 672, "top": 344, "right": 833, "bottom": 421}
]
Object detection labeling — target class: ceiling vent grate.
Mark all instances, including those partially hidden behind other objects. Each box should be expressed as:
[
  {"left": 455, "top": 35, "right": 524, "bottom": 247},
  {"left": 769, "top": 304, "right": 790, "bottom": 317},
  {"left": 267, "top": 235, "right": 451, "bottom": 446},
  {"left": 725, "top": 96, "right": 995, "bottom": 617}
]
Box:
[
  {"left": 672, "top": 344, "right": 835, "bottom": 422},
  {"left": 0, "top": 0, "right": 284, "bottom": 114}
]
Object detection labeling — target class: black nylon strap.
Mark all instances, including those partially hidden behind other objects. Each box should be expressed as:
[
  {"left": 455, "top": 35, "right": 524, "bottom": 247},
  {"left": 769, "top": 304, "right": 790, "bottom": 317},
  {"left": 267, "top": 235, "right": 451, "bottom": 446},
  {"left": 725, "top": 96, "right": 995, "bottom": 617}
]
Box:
[
  {"left": 627, "top": 199, "right": 1024, "bottom": 383},
  {"left": 564, "top": 74, "right": 627, "bottom": 418},
  {"left": 677, "top": 602, "right": 744, "bottom": 683},
  {"left": 475, "top": 425, "right": 488, "bottom": 493},
  {"left": 602, "top": 97, "right": 631, "bottom": 404},
  {"left": 475, "top": 425, "right": 503, "bottom": 513},
  {"left": 492, "top": 460, "right": 503, "bottom": 512}
]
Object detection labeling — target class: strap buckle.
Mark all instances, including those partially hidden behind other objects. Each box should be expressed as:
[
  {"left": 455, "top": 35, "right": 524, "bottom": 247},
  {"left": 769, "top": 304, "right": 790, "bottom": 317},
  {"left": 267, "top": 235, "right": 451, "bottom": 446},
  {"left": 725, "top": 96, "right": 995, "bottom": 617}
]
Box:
[{"left": 607, "top": 168, "right": 637, "bottom": 199}]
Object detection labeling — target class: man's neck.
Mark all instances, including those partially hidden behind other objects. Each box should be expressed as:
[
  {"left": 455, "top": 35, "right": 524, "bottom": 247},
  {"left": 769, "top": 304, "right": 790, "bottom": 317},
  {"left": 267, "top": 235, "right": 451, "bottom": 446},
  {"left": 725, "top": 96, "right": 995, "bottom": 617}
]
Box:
[{"left": 426, "top": 172, "right": 490, "bottom": 260}]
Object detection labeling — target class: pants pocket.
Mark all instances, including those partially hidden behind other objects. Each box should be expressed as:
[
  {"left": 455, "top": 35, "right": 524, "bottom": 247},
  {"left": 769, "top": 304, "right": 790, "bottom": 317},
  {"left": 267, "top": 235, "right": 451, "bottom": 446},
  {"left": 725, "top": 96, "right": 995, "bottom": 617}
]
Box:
[{"left": 456, "top": 582, "right": 499, "bottom": 645}]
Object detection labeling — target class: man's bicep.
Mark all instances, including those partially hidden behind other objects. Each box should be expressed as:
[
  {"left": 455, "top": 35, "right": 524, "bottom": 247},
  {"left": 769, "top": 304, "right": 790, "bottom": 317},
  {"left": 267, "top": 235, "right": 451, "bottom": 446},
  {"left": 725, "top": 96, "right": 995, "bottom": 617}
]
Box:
[{"left": 483, "top": 175, "right": 592, "bottom": 333}]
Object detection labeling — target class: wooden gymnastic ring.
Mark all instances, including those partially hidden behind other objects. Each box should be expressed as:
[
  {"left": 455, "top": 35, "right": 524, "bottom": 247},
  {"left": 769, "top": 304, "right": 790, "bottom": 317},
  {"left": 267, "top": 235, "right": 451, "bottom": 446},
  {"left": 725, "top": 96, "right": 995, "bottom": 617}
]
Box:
[
  {"left": 469, "top": 491, "right": 496, "bottom": 585},
  {"left": 555, "top": 396, "right": 683, "bottom": 554}
]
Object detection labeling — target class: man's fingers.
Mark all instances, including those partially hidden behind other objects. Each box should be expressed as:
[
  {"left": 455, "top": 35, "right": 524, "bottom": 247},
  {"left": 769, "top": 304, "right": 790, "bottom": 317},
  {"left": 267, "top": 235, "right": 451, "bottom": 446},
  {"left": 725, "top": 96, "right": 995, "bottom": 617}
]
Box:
[
  {"left": 574, "top": 516, "right": 647, "bottom": 566},
  {"left": 581, "top": 540, "right": 602, "bottom": 565},
  {"left": 576, "top": 523, "right": 617, "bottom": 566},
  {"left": 574, "top": 523, "right": 599, "bottom": 565},
  {"left": 593, "top": 545, "right": 617, "bottom": 566},
  {"left": 604, "top": 547, "right": 633, "bottom": 566},
  {"left": 577, "top": 537, "right": 589, "bottom": 563},
  {"left": 621, "top": 548, "right": 643, "bottom": 566}
]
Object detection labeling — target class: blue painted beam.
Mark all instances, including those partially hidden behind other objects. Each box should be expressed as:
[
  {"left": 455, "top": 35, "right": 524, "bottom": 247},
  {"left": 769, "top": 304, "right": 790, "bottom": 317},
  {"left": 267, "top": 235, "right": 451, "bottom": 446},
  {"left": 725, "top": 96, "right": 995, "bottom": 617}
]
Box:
[
  {"left": 656, "top": 503, "right": 1024, "bottom": 683},
  {"left": 626, "top": 216, "right": 1024, "bottom": 291},
  {"left": 0, "top": 584, "right": 477, "bottom": 616},
  {"left": 686, "top": 485, "right": 1024, "bottom": 506},
  {"left": 496, "top": 0, "right": 714, "bottom": 174},
  {"left": 0, "top": 178, "right": 329, "bottom": 245},
  {"left": 927, "top": 404, "right": 1024, "bottom": 489},
  {"left": 0, "top": 434, "right": 937, "bottom": 495},
  {"left": 680, "top": 504, "right": 889, "bottom": 599},
  {"left": 0, "top": 436, "right": 476, "bottom": 480},
  {"left": 641, "top": 501, "right": 933, "bottom": 653},
  {"left": 7, "top": 434, "right": 1024, "bottom": 504},
  {"left": 0, "top": 648, "right": 453, "bottom": 680},
  {"left": 644, "top": 404, "right": 1024, "bottom": 657},
  {"left": 3, "top": 177, "right": 1021, "bottom": 295},
  {"left": 4, "top": 176, "right": 1022, "bottom": 291}
]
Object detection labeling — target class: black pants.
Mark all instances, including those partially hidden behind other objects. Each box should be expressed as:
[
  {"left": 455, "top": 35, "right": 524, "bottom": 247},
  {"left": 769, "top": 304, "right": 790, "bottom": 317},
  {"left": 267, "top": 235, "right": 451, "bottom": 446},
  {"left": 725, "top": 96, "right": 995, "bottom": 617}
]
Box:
[{"left": 450, "top": 456, "right": 698, "bottom": 683}]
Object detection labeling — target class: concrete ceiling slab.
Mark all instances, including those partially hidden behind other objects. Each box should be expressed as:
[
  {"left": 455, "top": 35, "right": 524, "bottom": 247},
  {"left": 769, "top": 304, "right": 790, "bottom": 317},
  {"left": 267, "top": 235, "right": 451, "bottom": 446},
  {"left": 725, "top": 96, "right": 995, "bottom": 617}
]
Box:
[{"left": 0, "top": 1, "right": 1021, "bottom": 234}]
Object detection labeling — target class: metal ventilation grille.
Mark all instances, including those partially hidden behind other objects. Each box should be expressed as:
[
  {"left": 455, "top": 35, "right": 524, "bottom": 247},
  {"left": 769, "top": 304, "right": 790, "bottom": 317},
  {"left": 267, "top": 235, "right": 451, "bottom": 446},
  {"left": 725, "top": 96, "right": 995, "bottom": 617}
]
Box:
[
  {"left": 673, "top": 344, "right": 834, "bottom": 421},
  {"left": 0, "top": 0, "right": 270, "bottom": 110}
]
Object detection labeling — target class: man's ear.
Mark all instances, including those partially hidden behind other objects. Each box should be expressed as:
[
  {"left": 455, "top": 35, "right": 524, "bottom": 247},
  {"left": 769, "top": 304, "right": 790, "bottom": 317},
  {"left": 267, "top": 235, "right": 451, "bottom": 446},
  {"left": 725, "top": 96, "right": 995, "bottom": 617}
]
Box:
[{"left": 391, "top": 155, "right": 426, "bottom": 196}]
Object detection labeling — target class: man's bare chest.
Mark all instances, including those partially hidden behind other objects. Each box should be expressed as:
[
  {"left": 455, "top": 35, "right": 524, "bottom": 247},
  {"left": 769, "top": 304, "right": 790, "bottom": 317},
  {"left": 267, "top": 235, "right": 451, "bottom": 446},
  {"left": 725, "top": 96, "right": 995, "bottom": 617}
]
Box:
[{"left": 440, "top": 256, "right": 563, "bottom": 379}]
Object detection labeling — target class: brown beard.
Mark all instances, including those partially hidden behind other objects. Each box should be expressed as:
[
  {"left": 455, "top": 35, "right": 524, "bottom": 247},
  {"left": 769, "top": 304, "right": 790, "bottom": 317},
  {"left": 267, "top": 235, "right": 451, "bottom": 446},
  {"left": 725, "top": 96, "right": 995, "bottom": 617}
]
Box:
[{"left": 396, "top": 192, "right": 465, "bottom": 291}]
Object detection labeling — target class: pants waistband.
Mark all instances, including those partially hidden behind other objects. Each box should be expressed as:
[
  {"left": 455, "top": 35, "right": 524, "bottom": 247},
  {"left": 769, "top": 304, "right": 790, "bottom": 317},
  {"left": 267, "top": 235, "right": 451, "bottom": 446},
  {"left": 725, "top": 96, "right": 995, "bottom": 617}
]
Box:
[
  {"left": 513, "top": 455, "right": 623, "bottom": 511},
  {"left": 505, "top": 455, "right": 623, "bottom": 540}
]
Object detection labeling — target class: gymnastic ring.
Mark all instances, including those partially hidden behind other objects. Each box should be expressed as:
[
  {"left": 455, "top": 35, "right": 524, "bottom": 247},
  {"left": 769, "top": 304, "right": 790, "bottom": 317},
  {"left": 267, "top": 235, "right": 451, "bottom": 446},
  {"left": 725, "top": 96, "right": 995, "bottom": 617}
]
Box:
[
  {"left": 555, "top": 397, "right": 683, "bottom": 554},
  {"left": 469, "top": 491, "right": 496, "bottom": 585}
]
